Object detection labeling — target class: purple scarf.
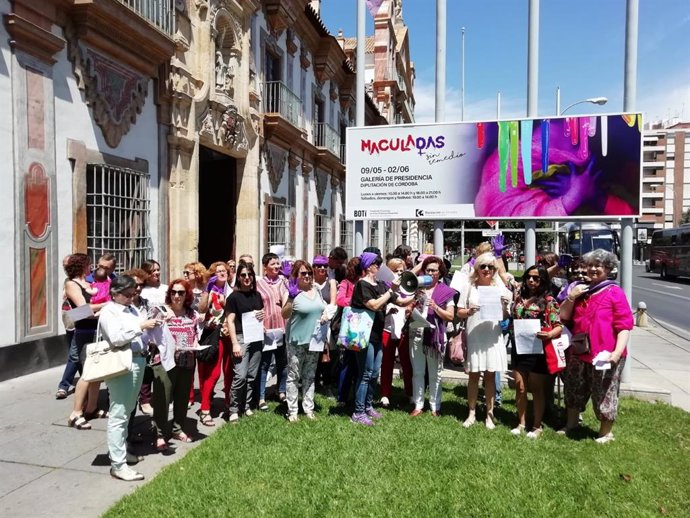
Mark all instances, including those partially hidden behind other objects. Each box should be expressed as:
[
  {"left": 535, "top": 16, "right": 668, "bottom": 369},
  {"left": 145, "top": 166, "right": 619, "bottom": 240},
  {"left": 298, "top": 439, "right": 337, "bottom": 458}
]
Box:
[{"left": 423, "top": 282, "right": 457, "bottom": 357}]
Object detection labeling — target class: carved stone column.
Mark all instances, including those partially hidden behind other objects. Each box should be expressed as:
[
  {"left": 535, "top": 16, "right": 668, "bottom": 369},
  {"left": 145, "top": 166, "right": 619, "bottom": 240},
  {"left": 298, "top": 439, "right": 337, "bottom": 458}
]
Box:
[{"left": 301, "top": 162, "right": 313, "bottom": 259}]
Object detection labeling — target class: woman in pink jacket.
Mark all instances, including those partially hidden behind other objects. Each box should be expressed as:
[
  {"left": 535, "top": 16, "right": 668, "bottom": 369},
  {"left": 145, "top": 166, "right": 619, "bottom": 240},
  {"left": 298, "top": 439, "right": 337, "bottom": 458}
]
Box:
[{"left": 559, "top": 249, "right": 633, "bottom": 443}]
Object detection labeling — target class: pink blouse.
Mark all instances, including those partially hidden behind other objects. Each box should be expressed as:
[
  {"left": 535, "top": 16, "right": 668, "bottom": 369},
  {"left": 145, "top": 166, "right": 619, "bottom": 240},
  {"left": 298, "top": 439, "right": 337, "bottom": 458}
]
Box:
[{"left": 569, "top": 284, "right": 633, "bottom": 362}]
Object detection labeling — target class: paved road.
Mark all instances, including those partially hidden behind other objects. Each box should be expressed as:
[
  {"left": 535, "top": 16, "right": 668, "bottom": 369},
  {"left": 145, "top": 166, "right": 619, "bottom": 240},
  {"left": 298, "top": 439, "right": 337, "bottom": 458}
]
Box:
[{"left": 632, "top": 265, "right": 690, "bottom": 339}]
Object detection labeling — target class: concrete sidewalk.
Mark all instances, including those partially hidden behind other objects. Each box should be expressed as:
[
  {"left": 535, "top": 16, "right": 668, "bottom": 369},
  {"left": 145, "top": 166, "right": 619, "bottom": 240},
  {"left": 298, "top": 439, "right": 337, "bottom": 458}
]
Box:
[{"left": 1, "top": 324, "right": 688, "bottom": 518}]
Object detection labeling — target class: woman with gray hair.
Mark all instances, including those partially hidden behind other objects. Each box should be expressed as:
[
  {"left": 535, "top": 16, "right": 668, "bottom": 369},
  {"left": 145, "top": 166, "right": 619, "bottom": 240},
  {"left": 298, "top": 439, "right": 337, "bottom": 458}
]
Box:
[
  {"left": 559, "top": 249, "right": 633, "bottom": 444},
  {"left": 457, "top": 252, "right": 512, "bottom": 429},
  {"left": 99, "top": 275, "right": 159, "bottom": 480}
]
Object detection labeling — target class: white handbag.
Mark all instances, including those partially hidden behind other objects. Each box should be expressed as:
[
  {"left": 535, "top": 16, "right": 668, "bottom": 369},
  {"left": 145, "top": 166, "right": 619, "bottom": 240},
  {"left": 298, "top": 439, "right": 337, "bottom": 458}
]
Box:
[{"left": 82, "top": 322, "right": 133, "bottom": 382}]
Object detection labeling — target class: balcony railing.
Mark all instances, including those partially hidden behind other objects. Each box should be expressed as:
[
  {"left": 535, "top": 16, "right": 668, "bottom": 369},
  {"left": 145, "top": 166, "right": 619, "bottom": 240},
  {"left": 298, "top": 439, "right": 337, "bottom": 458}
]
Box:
[
  {"left": 117, "top": 0, "right": 176, "bottom": 35},
  {"left": 263, "top": 81, "right": 302, "bottom": 128},
  {"left": 340, "top": 143, "right": 346, "bottom": 164},
  {"left": 314, "top": 122, "right": 340, "bottom": 157}
]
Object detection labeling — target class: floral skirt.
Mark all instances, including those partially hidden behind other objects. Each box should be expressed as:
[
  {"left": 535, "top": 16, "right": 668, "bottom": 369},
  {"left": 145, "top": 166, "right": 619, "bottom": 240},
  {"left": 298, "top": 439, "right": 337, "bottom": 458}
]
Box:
[{"left": 563, "top": 354, "right": 626, "bottom": 421}]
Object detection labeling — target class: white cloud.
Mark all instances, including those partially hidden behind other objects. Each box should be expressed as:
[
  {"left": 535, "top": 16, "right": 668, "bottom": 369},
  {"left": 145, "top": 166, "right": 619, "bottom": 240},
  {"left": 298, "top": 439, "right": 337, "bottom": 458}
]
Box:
[{"left": 413, "top": 78, "right": 528, "bottom": 123}]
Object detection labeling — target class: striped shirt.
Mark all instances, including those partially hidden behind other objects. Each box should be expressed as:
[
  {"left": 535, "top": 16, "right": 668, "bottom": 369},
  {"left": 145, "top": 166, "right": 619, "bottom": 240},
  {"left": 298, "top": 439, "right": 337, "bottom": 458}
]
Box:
[{"left": 256, "top": 276, "right": 287, "bottom": 331}]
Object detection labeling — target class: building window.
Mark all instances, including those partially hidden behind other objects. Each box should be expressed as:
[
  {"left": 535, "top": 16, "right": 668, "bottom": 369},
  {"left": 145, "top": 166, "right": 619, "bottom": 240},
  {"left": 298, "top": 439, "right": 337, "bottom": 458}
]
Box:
[
  {"left": 314, "top": 213, "right": 332, "bottom": 255},
  {"left": 340, "top": 218, "right": 353, "bottom": 252},
  {"left": 384, "top": 221, "right": 394, "bottom": 254},
  {"left": 86, "top": 164, "right": 152, "bottom": 273},
  {"left": 266, "top": 201, "right": 292, "bottom": 256},
  {"left": 370, "top": 221, "right": 379, "bottom": 250}
]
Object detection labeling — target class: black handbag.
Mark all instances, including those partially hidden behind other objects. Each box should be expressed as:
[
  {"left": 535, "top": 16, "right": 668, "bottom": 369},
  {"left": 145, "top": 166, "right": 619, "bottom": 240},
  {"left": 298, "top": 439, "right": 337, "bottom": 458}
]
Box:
[{"left": 196, "top": 314, "right": 225, "bottom": 363}]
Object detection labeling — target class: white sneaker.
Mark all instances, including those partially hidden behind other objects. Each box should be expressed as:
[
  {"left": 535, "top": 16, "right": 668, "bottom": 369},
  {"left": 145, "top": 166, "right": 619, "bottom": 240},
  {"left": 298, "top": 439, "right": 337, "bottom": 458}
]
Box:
[
  {"left": 110, "top": 465, "right": 144, "bottom": 481},
  {"left": 287, "top": 414, "right": 299, "bottom": 423},
  {"left": 228, "top": 413, "right": 239, "bottom": 423},
  {"left": 244, "top": 408, "right": 254, "bottom": 417},
  {"left": 380, "top": 396, "right": 390, "bottom": 407},
  {"left": 305, "top": 413, "right": 317, "bottom": 420},
  {"left": 510, "top": 425, "right": 525, "bottom": 436},
  {"left": 526, "top": 428, "right": 543, "bottom": 439},
  {"left": 595, "top": 433, "right": 615, "bottom": 444}
]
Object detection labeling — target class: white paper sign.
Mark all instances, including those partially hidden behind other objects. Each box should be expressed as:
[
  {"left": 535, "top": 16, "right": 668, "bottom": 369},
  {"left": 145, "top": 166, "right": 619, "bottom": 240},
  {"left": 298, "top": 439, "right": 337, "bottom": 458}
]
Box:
[
  {"left": 514, "top": 319, "right": 543, "bottom": 355},
  {"left": 66, "top": 304, "right": 94, "bottom": 322},
  {"left": 477, "top": 286, "right": 503, "bottom": 321},
  {"left": 178, "top": 345, "right": 211, "bottom": 351},
  {"left": 308, "top": 322, "right": 328, "bottom": 352},
  {"left": 241, "top": 311, "right": 265, "bottom": 343},
  {"left": 449, "top": 270, "right": 469, "bottom": 294},
  {"left": 263, "top": 328, "right": 284, "bottom": 351},
  {"left": 375, "top": 264, "right": 396, "bottom": 283}
]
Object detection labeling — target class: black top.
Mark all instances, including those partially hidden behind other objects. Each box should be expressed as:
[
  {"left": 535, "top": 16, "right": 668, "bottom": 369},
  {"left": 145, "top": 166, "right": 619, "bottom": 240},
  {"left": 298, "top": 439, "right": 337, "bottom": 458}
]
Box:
[
  {"left": 225, "top": 290, "right": 264, "bottom": 336},
  {"left": 67, "top": 280, "right": 98, "bottom": 331},
  {"left": 351, "top": 279, "right": 392, "bottom": 345}
]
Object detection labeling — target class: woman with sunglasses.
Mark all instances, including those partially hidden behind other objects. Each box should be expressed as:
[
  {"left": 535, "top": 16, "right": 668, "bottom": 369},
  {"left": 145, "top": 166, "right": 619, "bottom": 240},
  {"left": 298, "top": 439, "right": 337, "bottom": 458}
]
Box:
[
  {"left": 182, "top": 262, "right": 207, "bottom": 312},
  {"left": 150, "top": 280, "right": 202, "bottom": 450},
  {"left": 99, "top": 276, "right": 159, "bottom": 481},
  {"left": 408, "top": 256, "right": 456, "bottom": 417},
  {"left": 458, "top": 252, "right": 512, "bottom": 429},
  {"left": 559, "top": 249, "right": 633, "bottom": 443},
  {"left": 312, "top": 255, "right": 338, "bottom": 392},
  {"left": 196, "top": 261, "right": 233, "bottom": 426},
  {"left": 510, "top": 266, "right": 562, "bottom": 438},
  {"left": 281, "top": 260, "right": 327, "bottom": 421},
  {"left": 224, "top": 262, "right": 264, "bottom": 422}
]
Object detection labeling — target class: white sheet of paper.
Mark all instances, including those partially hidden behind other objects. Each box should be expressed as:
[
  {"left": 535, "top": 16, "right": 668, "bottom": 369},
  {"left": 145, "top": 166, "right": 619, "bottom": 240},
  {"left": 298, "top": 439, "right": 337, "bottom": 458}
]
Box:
[
  {"left": 178, "top": 345, "right": 211, "bottom": 351},
  {"left": 450, "top": 270, "right": 468, "bottom": 294},
  {"left": 263, "top": 328, "right": 284, "bottom": 351},
  {"left": 477, "top": 286, "right": 503, "bottom": 321},
  {"left": 269, "top": 244, "right": 285, "bottom": 260},
  {"left": 309, "top": 322, "right": 328, "bottom": 352},
  {"left": 375, "top": 264, "right": 396, "bottom": 283},
  {"left": 514, "top": 319, "right": 544, "bottom": 355},
  {"left": 241, "top": 311, "right": 265, "bottom": 343},
  {"left": 66, "top": 304, "right": 94, "bottom": 322}
]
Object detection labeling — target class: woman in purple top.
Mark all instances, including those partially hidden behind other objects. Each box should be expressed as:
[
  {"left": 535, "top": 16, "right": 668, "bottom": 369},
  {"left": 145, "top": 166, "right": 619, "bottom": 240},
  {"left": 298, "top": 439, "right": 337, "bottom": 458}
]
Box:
[
  {"left": 408, "top": 256, "right": 455, "bottom": 417},
  {"left": 559, "top": 249, "right": 633, "bottom": 443}
]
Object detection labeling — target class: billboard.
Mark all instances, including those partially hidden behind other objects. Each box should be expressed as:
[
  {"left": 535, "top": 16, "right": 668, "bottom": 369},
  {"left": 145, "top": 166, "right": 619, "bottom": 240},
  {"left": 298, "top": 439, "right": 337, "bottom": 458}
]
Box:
[{"left": 345, "top": 114, "right": 642, "bottom": 220}]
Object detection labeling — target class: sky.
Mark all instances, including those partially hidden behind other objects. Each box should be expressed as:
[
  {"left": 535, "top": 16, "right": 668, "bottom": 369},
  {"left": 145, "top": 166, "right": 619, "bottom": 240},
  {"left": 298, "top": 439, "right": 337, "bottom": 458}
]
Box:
[{"left": 319, "top": 0, "right": 690, "bottom": 124}]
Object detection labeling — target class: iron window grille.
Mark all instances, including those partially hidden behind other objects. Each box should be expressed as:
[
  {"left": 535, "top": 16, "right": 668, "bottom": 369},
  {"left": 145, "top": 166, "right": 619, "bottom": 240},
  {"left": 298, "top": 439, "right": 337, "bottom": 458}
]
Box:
[
  {"left": 315, "top": 213, "right": 332, "bottom": 256},
  {"left": 267, "top": 202, "right": 292, "bottom": 256}
]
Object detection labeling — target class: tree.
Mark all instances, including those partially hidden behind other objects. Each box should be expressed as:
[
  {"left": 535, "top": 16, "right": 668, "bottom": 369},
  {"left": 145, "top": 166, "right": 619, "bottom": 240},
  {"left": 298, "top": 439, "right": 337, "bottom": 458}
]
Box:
[{"left": 682, "top": 208, "right": 690, "bottom": 224}]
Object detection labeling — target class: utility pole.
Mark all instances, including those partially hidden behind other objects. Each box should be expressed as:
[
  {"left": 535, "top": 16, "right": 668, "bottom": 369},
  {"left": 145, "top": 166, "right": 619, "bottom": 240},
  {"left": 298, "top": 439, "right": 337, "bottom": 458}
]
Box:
[
  {"left": 524, "top": 0, "right": 540, "bottom": 266},
  {"left": 433, "top": 0, "right": 446, "bottom": 258}
]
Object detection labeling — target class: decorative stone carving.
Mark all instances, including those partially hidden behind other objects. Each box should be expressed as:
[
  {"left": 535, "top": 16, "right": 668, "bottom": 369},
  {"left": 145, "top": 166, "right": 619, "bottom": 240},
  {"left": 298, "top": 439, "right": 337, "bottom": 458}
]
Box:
[
  {"left": 288, "top": 153, "right": 300, "bottom": 171},
  {"left": 64, "top": 23, "right": 149, "bottom": 148},
  {"left": 300, "top": 46, "right": 311, "bottom": 70},
  {"left": 330, "top": 82, "right": 338, "bottom": 102},
  {"left": 263, "top": 143, "right": 288, "bottom": 193},
  {"left": 198, "top": 102, "right": 248, "bottom": 153},
  {"left": 212, "top": 7, "right": 242, "bottom": 100},
  {"left": 286, "top": 29, "right": 298, "bottom": 56},
  {"left": 315, "top": 169, "right": 328, "bottom": 206}
]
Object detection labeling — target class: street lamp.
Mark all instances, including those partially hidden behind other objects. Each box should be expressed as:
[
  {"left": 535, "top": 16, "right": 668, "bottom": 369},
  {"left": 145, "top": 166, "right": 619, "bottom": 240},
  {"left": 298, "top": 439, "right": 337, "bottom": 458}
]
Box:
[{"left": 556, "top": 86, "right": 608, "bottom": 115}]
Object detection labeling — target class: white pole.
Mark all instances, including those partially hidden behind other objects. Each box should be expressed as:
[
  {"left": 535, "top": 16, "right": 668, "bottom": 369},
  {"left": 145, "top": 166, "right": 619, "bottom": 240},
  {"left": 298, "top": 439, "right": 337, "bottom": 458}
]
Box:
[
  {"left": 497, "top": 91, "right": 501, "bottom": 119},
  {"left": 461, "top": 27, "right": 465, "bottom": 121},
  {"left": 621, "top": 0, "right": 638, "bottom": 384},
  {"left": 556, "top": 85, "right": 561, "bottom": 116},
  {"left": 433, "top": 0, "right": 446, "bottom": 257},
  {"left": 524, "top": 0, "right": 540, "bottom": 267},
  {"left": 354, "top": 0, "right": 365, "bottom": 255}
]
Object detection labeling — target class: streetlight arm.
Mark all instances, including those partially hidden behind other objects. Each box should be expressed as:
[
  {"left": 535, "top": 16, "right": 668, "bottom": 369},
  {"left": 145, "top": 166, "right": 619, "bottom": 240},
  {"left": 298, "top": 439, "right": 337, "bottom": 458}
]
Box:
[{"left": 560, "top": 97, "right": 608, "bottom": 115}]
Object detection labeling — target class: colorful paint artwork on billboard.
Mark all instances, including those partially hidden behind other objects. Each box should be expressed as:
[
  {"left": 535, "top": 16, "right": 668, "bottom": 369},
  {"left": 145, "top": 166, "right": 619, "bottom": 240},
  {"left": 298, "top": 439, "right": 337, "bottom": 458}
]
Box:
[{"left": 345, "top": 114, "right": 642, "bottom": 220}]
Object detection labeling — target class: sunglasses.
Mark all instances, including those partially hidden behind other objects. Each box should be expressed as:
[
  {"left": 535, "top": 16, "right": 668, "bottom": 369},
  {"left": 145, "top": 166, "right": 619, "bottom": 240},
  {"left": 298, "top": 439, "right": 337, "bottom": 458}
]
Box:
[
  {"left": 572, "top": 270, "right": 587, "bottom": 276},
  {"left": 183, "top": 270, "right": 193, "bottom": 276},
  {"left": 479, "top": 264, "right": 496, "bottom": 271},
  {"left": 525, "top": 274, "right": 541, "bottom": 281},
  {"left": 314, "top": 265, "right": 328, "bottom": 269},
  {"left": 239, "top": 272, "right": 254, "bottom": 278},
  {"left": 171, "top": 289, "right": 186, "bottom": 296},
  {"left": 299, "top": 271, "right": 313, "bottom": 277}
]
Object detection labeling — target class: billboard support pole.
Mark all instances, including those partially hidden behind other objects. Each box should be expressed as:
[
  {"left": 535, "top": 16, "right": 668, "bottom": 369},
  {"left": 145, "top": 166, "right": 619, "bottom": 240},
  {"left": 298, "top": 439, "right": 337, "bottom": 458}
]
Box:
[
  {"left": 524, "top": 0, "right": 540, "bottom": 267},
  {"left": 620, "top": 0, "right": 638, "bottom": 384},
  {"left": 433, "top": 0, "right": 446, "bottom": 258},
  {"left": 354, "top": 0, "right": 366, "bottom": 255}
]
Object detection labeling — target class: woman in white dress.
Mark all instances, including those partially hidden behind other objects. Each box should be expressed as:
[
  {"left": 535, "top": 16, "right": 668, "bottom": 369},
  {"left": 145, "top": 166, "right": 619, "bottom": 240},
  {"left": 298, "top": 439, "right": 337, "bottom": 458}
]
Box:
[{"left": 458, "top": 253, "right": 512, "bottom": 429}]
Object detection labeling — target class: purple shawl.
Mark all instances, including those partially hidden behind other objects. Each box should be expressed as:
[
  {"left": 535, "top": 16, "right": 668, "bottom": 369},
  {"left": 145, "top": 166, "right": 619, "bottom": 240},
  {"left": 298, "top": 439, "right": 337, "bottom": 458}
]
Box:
[{"left": 423, "top": 282, "right": 457, "bottom": 356}]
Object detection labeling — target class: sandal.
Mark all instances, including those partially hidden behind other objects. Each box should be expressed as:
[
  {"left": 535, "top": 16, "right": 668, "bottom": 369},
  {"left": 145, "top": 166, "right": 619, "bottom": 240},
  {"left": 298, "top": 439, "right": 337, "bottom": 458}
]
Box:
[
  {"left": 199, "top": 411, "right": 215, "bottom": 427},
  {"left": 55, "top": 389, "right": 68, "bottom": 400},
  {"left": 67, "top": 415, "right": 91, "bottom": 430},
  {"left": 156, "top": 438, "right": 169, "bottom": 451},
  {"left": 258, "top": 401, "right": 269, "bottom": 412},
  {"left": 84, "top": 409, "right": 109, "bottom": 420},
  {"left": 595, "top": 433, "right": 615, "bottom": 444},
  {"left": 526, "top": 427, "right": 543, "bottom": 439},
  {"left": 172, "top": 432, "right": 192, "bottom": 443}
]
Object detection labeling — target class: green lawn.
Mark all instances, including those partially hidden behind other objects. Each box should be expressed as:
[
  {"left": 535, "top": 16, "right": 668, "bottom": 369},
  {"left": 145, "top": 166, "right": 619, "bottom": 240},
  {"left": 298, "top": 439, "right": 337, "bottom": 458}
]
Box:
[{"left": 105, "top": 385, "right": 690, "bottom": 518}]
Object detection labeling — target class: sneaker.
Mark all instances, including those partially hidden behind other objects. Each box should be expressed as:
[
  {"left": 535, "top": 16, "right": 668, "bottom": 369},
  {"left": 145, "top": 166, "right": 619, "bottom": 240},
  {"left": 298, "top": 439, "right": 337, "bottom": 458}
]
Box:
[
  {"left": 139, "top": 403, "right": 153, "bottom": 415},
  {"left": 380, "top": 396, "right": 390, "bottom": 407},
  {"left": 526, "top": 428, "right": 543, "bottom": 439},
  {"left": 287, "top": 414, "right": 299, "bottom": 423},
  {"left": 110, "top": 465, "right": 144, "bottom": 482},
  {"left": 366, "top": 408, "right": 383, "bottom": 420},
  {"left": 305, "top": 413, "right": 317, "bottom": 420},
  {"left": 258, "top": 401, "right": 269, "bottom": 411},
  {"left": 228, "top": 413, "right": 239, "bottom": 423},
  {"left": 595, "top": 433, "right": 615, "bottom": 444},
  {"left": 244, "top": 408, "right": 254, "bottom": 417},
  {"left": 55, "top": 389, "right": 68, "bottom": 400},
  {"left": 511, "top": 425, "right": 525, "bottom": 436},
  {"left": 351, "top": 412, "right": 374, "bottom": 426}
]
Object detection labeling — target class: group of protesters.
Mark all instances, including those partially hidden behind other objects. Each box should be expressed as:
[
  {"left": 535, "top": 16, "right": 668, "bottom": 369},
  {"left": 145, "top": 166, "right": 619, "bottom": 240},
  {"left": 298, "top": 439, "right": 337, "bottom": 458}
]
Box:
[{"left": 56, "top": 237, "right": 632, "bottom": 481}]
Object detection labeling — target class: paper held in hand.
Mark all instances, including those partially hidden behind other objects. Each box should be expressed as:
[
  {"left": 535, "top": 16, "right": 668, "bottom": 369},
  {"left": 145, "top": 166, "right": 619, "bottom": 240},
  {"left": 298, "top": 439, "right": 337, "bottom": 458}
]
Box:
[
  {"left": 477, "top": 286, "right": 503, "bottom": 321},
  {"left": 513, "top": 319, "right": 543, "bottom": 355},
  {"left": 241, "top": 311, "right": 265, "bottom": 343},
  {"left": 309, "top": 322, "right": 329, "bottom": 352},
  {"left": 263, "top": 328, "right": 284, "bottom": 351}
]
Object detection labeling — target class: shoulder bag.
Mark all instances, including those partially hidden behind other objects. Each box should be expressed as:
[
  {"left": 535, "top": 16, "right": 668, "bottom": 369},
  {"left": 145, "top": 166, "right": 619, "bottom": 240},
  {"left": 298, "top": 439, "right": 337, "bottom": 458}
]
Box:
[
  {"left": 337, "top": 306, "right": 375, "bottom": 351},
  {"left": 448, "top": 288, "right": 470, "bottom": 365},
  {"left": 542, "top": 297, "right": 566, "bottom": 374},
  {"left": 82, "top": 321, "right": 133, "bottom": 382}
]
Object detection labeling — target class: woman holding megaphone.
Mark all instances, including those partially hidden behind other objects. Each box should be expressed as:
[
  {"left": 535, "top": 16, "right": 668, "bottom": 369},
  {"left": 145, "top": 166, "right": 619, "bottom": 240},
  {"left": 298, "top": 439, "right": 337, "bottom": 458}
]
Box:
[{"left": 408, "top": 257, "right": 456, "bottom": 417}]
